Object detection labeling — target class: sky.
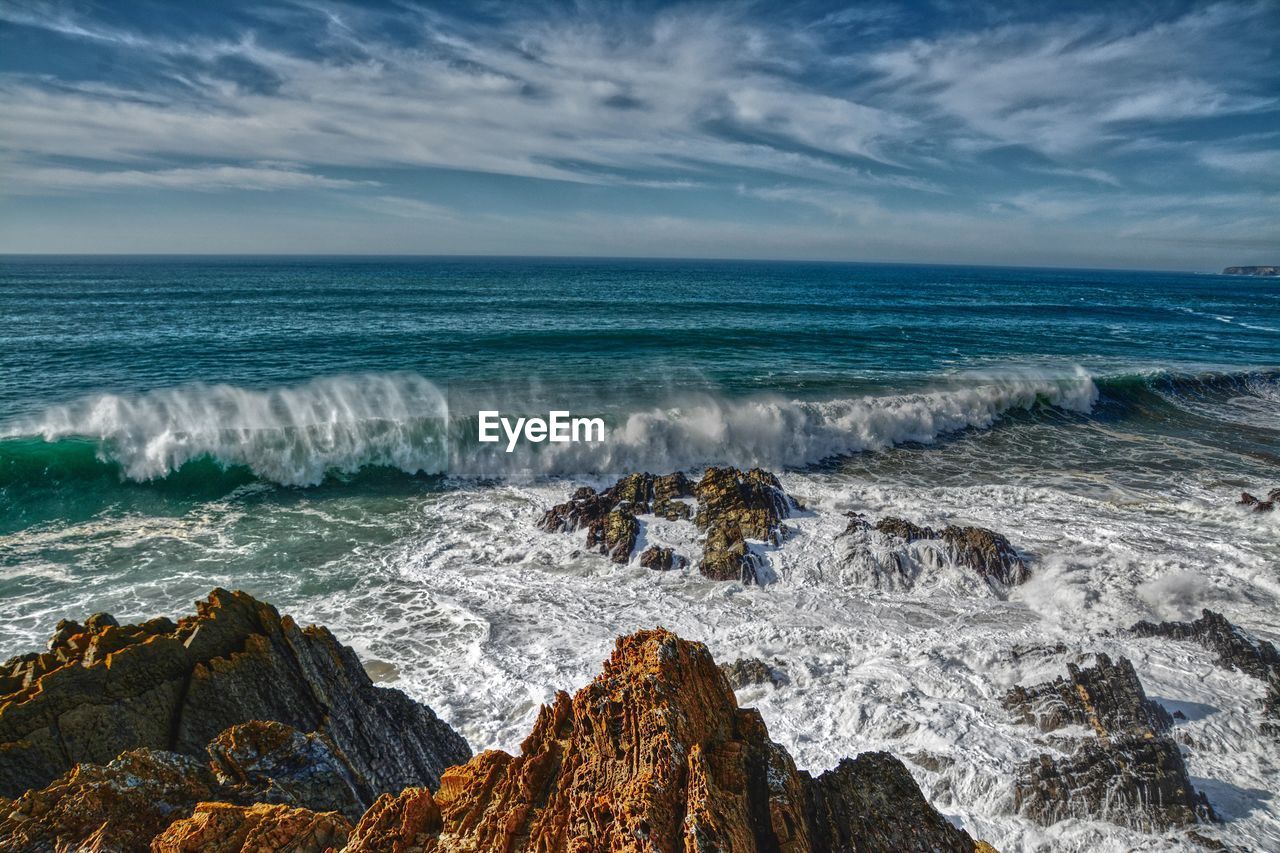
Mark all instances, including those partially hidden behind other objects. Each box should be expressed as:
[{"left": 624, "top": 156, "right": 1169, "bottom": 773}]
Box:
[{"left": 1, "top": 0, "right": 1277, "bottom": 269}]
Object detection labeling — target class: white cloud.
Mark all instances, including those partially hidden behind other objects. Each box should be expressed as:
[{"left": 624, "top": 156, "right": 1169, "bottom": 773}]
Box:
[{"left": 5, "top": 163, "right": 373, "bottom": 194}]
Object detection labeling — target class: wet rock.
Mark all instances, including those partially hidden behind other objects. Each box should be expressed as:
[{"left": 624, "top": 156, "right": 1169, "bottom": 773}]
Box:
[
  {"left": 840, "top": 513, "right": 1029, "bottom": 593},
  {"left": 541, "top": 467, "right": 793, "bottom": 583},
  {"left": 720, "top": 656, "right": 789, "bottom": 689},
  {"left": 206, "top": 721, "right": 366, "bottom": 820},
  {"left": 1130, "top": 609, "right": 1280, "bottom": 735},
  {"left": 1006, "top": 655, "right": 1213, "bottom": 830},
  {"left": 694, "top": 466, "right": 793, "bottom": 583},
  {"left": 1130, "top": 609, "right": 1280, "bottom": 681},
  {"left": 0, "top": 748, "right": 216, "bottom": 852},
  {"left": 1003, "top": 654, "right": 1172, "bottom": 739},
  {"left": 1238, "top": 489, "right": 1279, "bottom": 512},
  {"left": 726, "top": 657, "right": 783, "bottom": 689},
  {"left": 638, "top": 545, "right": 685, "bottom": 571},
  {"left": 151, "top": 802, "right": 352, "bottom": 853},
  {"left": 346, "top": 629, "right": 984, "bottom": 852},
  {"left": 1014, "top": 737, "right": 1214, "bottom": 831},
  {"left": 0, "top": 589, "right": 469, "bottom": 801}
]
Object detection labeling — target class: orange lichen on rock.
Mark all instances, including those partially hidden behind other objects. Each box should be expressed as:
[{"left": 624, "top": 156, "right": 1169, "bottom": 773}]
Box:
[
  {"left": 347, "top": 629, "right": 978, "bottom": 853},
  {"left": 151, "top": 801, "right": 352, "bottom": 852}
]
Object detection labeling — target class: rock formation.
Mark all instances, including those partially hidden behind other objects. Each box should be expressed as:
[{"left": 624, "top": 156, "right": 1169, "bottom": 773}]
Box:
[
  {"left": 0, "top": 589, "right": 469, "bottom": 801},
  {"left": 1004, "top": 654, "right": 1214, "bottom": 830},
  {"left": 837, "top": 512, "right": 1029, "bottom": 594},
  {"left": 1130, "top": 609, "right": 1280, "bottom": 734},
  {"left": 344, "top": 629, "right": 984, "bottom": 852},
  {"left": 1238, "top": 488, "right": 1280, "bottom": 513},
  {"left": 720, "top": 657, "right": 789, "bottom": 689},
  {"left": 540, "top": 467, "right": 795, "bottom": 583},
  {"left": 1223, "top": 266, "right": 1280, "bottom": 276},
  {"left": 152, "top": 802, "right": 352, "bottom": 853}
]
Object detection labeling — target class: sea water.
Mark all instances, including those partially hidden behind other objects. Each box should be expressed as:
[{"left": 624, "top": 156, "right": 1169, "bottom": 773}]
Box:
[{"left": 1, "top": 256, "right": 1277, "bottom": 850}]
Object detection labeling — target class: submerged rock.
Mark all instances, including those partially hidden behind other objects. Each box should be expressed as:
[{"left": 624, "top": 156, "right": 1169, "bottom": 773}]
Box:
[
  {"left": 1238, "top": 490, "right": 1279, "bottom": 513},
  {"left": 1005, "top": 654, "right": 1213, "bottom": 830},
  {"left": 345, "top": 629, "right": 984, "bottom": 853},
  {"left": 839, "top": 512, "right": 1030, "bottom": 594},
  {"left": 719, "top": 656, "right": 789, "bottom": 689},
  {"left": 541, "top": 466, "right": 794, "bottom": 583},
  {"left": 1130, "top": 608, "right": 1280, "bottom": 734},
  {"left": 0, "top": 589, "right": 469, "bottom": 802}
]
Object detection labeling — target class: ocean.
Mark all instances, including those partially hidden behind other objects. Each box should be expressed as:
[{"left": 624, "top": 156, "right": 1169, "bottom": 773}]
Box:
[{"left": 2, "top": 256, "right": 1278, "bottom": 850}]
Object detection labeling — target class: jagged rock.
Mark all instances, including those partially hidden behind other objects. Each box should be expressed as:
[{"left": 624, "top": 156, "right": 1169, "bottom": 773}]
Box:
[
  {"left": 0, "top": 748, "right": 217, "bottom": 852},
  {"left": 151, "top": 801, "right": 352, "bottom": 852},
  {"left": 839, "top": 513, "right": 1029, "bottom": 593},
  {"left": 1014, "top": 737, "right": 1214, "bottom": 831},
  {"left": 1238, "top": 488, "right": 1280, "bottom": 512},
  {"left": 805, "top": 752, "right": 975, "bottom": 852},
  {"left": 1130, "top": 608, "right": 1280, "bottom": 735},
  {"left": 206, "top": 721, "right": 366, "bottom": 820},
  {"left": 638, "top": 545, "right": 685, "bottom": 571},
  {"left": 1006, "top": 655, "right": 1213, "bottom": 830},
  {"left": 1130, "top": 609, "right": 1280, "bottom": 681},
  {"left": 345, "top": 629, "right": 982, "bottom": 852},
  {"left": 1003, "top": 653, "right": 1172, "bottom": 739},
  {"left": 719, "top": 657, "right": 789, "bottom": 689},
  {"left": 694, "top": 466, "right": 793, "bottom": 583},
  {"left": 0, "top": 589, "right": 469, "bottom": 801},
  {"left": 541, "top": 467, "right": 793, "bottom": 583}
]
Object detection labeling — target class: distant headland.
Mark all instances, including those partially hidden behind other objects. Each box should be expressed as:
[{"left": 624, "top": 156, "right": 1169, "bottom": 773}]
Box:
[{"left": 1223, "top": 265, "right": 1279, "bottom": 276}]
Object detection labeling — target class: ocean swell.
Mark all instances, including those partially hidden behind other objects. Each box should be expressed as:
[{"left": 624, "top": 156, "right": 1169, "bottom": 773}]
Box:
[{"left": 0, "top": 369, "right": 1103, "bottom": 487}]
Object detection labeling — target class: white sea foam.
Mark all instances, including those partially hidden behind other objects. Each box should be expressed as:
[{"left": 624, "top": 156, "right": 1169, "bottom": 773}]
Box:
[{"left": 3, "top": 369, "right": 1099, "bottom": 484}]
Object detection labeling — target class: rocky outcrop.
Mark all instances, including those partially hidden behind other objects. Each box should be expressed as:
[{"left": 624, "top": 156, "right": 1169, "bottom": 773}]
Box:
[
  {"left": 344, "top": 629, "right": 983, "bottom": 852},
  {"left": 720, "top": 657, "right": 789, "bottom": 689},
  {"left": 0, "top": 748, "right": 217, "bottom": 852},
  {"left": 1223, "top": 266, "right": 1280, "bottom": 276},
  {"left": 1005, "top": 654, "right": 1214, "bottom": 830},
  {"left": 838, "top": 513, "right": 1029, "bottom": 594},
  {"left": 1003, "top": 654, "right": 1172, "bottom": 739},
  {"left": 1238, "top": 488, "right": 1280, "bottom": 513},
  {"left": 1130, "top": 609, "right": 1280, "bottom": 734},
  {"left": 151, "top": 802, "right": 352, "bottom": 853},
  {"left": 541, "top": 467, "right": 794, "bottom": 583},
  {"left": 206, "top": 721, "right": 366, "bottom": 820},
  {"left": 0, "top": 589, "right": 469, "bottom": 801}
]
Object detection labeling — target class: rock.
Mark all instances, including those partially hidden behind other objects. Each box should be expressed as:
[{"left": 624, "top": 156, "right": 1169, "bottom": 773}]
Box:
[
  {"left": 148, "top": 799, "right": 350, "bottom": 850},
  {"left": 1238, "top": 492, "right": 1275, "bottom": 512},
  {"left": 0, "top": 748, "right": 216, "bottom": 852},
  {"left": 1003, "top": 654, "right": 1172, "bottom": 739},
  {"left": 346, "top": 628, "right": 982, "bottom": 852},
  {"left": 1014, "top": 737, "right": 1214, "bottom": 831},
  {"left": 719, "top": 657, "right": 789, "bottom": 689},
  {"left": 206, "top": 721, "right": 366, "bottom": 820},
  {"left": 151, "top": 802, "right": 352, "bottom": 852},
  {"left": 1130, "top": 609, "right": 1280, "bottom": 734},
  {"left": 638, "top": 545, "right": 685, "bottom": 571},
  {"left": 839, "top": 513, "right": 1029, "bottom": 593},
  {"left": 541, "top": 467, "right": 793, "bottom": 583},
  {"left": 0, "top": 589, "right": 469, "bottom": 802},
  {"left": 1005, "top": 655, "right": 1213, "bottom": 830},
  {"left": 1222, "top": 266, "right": 1280, "bottom": 276},
  {"left": 694, "top": 466, "right": 793, "bottom": 583}
]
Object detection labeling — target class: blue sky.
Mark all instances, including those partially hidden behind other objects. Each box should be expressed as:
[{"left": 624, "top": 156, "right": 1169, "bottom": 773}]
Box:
[{"left": 1, "top": 1, "right": 1276, "bottom": 268}]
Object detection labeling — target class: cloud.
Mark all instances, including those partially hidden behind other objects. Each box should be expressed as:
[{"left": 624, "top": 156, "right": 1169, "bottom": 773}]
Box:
[{"left": 5, "top": 163, "right": 373, "bottom": 194}]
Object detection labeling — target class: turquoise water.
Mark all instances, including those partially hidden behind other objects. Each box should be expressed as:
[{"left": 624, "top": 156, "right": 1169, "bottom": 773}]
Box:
[{"left": 2, "top": 257, "right": 1279, "bottom": 850}]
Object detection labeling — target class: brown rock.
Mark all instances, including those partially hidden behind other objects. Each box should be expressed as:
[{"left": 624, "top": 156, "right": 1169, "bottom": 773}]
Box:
[
  {"left": 841, "top": 514, "right": 1029, "bottom": 591},
  {"left": 720, "top": 657, "right": 788, "bottom": 689},
  {"left": 346, "top": 629, "right": 980, "bottom": 852},
  {"left": 694, "top": 467, "right": 793, "bottom": 583},
  {"left": 0, "top": 748, "right": 216, "bottom": 852},
  {"left": 0, "top": 589, "right": 469, "bottom": 802},
  {"left": 638, "top": 545, "right": 685, "bottom": 571},
  {"left": 151, "top": 801, "right": 352, "bottom": 852},
  {"left": 1006, "top": 655, "right": 1214, "bottom": 830}
]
